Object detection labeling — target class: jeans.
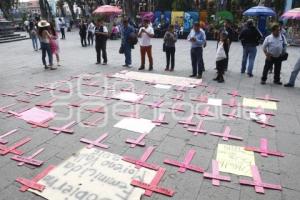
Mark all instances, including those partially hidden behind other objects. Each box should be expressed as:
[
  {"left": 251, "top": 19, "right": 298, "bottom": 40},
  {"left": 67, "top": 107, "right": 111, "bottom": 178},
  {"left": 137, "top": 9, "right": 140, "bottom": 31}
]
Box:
[
  {"left": 191, "top": 47, "right": 204, "bottom": 76},
  {"left": 31, "top": 35, "right": 38, "bottom": 50},
  {"left": 96, "top": 42, "right": 107, "bottom": 63},
  {"left": 241, "top": 46, "right": 257, "bottom": 74},
  {"left": 124, "top": 43, "right": 132, "bottom": 65},
  {"left": 87, "top": 32, "right": 94, "bottom": 45},
  {"left": 60, "top": 28, "right": 65, "bottom": 39},
  {"left": 41, "top": 42, "right": 53, "bottom": 66},
  {"left": 140, "top": 45, "right": 153, "bottom": 67},
  {"left": 261, "top": 57, "right": 282, "bottom": 82},
  {"left": 288, "top": 58, "right": 300, "bottom": 86},
  {"left": 80, "top": 33, "right": 87, "bottom": 46},
  {"left": 165, "top": 46, "right": 175, "bottom": 70}
]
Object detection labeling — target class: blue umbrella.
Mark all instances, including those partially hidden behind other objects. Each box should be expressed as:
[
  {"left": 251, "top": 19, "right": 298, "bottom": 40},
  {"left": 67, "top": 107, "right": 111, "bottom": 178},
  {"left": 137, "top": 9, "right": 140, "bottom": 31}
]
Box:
[{"left": 243, "top": 6, "right": 276, "bottom": 17}]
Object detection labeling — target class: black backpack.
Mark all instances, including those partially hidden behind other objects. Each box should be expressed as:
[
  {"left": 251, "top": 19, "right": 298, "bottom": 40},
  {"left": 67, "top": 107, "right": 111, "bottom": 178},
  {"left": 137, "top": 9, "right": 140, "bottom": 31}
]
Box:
[{"left": 128, "top": 32, "right": 138, "bottom": 45}]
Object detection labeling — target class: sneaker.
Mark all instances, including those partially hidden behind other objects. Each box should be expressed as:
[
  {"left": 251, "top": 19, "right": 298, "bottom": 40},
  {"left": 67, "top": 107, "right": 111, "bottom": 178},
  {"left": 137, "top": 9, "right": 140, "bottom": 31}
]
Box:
[
  {"left": 102, "top": 62, "right": 107, "bottom": 65},
  {"left": 284, "top": 83, "right": 294, "bottom": 88},
  {"left": 44, "top": 65, "right": 49, "bottom": 69},
  {"left": 247, "top": 73, "right": 253, "bottom": 77},
  {"left": 261, "top": 81, "right": 266, "bottom": 85},
  {"left": 189, "top": 74, "right": 196, "bottom": 77},
  {"left": 197, "top": 74, "right": 202, "bottom": 79},
  {"left": 274, "top": 81, "right": 283, "bottom": 85},
  {"left": 122, "top": 64, "right": 128, "bottom": 67},
  {"left": 96, "top": 62, "right": 101, "bottom": 65}
]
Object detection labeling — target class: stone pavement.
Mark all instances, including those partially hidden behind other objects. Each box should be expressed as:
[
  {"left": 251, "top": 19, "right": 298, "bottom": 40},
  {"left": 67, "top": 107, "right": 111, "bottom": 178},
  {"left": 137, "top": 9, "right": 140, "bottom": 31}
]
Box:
[{"left": 0, "top": 31, "right": 300, "bottom": 200}]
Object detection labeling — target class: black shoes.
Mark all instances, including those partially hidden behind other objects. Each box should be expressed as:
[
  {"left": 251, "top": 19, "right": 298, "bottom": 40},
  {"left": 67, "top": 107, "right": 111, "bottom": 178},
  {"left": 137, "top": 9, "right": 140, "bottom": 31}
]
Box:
[
  {"left": 138, "top": 66, "right": 145, "bottom": 70},
  {"left": 189, "top": 74, "right": 196, "bottom": 77},
  {"left": 247, "top": 73, "right": 253, "bottom": 77},
  {"left": 149, "top": 66, "right": 153, "bottom": 71},
  {"left": 197, "top": 74, "right": 202, "bottom": 79},
  {"left": 274, "top": 81, "right": 283, "bottom": 85},
  {"left": 284, "top": 83, "right": 294, "bottom": 87},
  {"left": 261, "top": 81, "right": 266, "bottom": 85}
]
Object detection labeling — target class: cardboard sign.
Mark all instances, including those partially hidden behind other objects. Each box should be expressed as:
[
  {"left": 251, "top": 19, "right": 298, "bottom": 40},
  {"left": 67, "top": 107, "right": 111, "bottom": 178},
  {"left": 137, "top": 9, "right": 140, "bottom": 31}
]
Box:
[
  {"left": 113, "top": 71, "right": 201, "bottom": 87},
  {"left": 18, "top": 107, "right": 55, "bottom": 124},
  {"left": 114, "top": 118, "right": 156, "bottom": 134},
  {"left": 31, "top": 148, "right": 156, "bottom": 200},
  {"left": 243, "top": 98, "right": 277, "bottom": 110},
  {"left": 216, "top": 144, "right": 255, "bottom": 177}
]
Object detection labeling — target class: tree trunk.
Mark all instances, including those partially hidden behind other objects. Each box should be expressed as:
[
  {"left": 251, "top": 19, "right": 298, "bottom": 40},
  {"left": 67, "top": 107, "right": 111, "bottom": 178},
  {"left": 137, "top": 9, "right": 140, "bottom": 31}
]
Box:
[
  {"left": 124, "top": 0, "right": 135, "bottom": 19},
  {"left": 65, "top": 0, "right": 76, "bottom": 21}
]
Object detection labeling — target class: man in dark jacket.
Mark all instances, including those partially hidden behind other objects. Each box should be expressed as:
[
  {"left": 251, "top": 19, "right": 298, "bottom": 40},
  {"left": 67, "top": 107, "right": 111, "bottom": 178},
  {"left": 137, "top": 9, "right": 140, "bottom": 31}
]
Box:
[
  {"left": 219, "top": 19, "right": 234, "bottom": 71},
  {"left": 79, "top": 20, "right": 87, "bottom": 47},
  {"left": 94, "top": 19, "right": 108, "bottom": 65},
  {"left": 239, "top": 19, "right": 262, "bottom": 77}
]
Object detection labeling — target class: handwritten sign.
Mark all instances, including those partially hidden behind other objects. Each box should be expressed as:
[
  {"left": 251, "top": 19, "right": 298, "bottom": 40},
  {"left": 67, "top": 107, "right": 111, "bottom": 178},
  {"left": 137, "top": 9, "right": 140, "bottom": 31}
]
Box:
[
  {"left": 113, "top": 71, "right": 201, "bottom": 87},
  {"left": 243, "top": 98, "right": 277, "bottom": 110},
  {"left": 216, "top": 144, "right": 255, "bottom": 177},
  {"left": 30, "top": 148, "right": 156, "bottom": 200}
]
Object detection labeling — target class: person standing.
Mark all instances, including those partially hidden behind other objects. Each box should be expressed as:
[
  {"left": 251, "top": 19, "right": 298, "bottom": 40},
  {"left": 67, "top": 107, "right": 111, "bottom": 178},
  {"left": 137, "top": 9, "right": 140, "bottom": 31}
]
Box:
[
  {"left": 49, "top": 22, "right": 61, "bottom": 66},
  {"left": 187, "top": 22, "right": 206, "bottom": 79},
  {"left": 38, "top": 20, "right": 55, "bottom": 70},
  {"left": 30, "top": 22, "right": 39, "bottom": 51},
  {"left": 121, "top": 18, "right": 135, "bottom": 67},
  {"left": 138, "top": 19, "right": 154, "bottom": 71},
  {"left": 79, "top": 20, "right": 87, "bottom": 47},
  {"left": 219, "top": 20, "right": 234, "bottom": 71},
  {"left": 284, "top": 58, "right": 300, "bottom": 88},
  {"left": 58, "top": 18, "right": 66, "bottom": 39},
  {"left": 239, "top": 19, "right": 262, "bottom": 77},
  {"left": 163, "top": 25, "right": 177, "bottom": 71},
  {"left": 87, "top": 21, "right": 95, "bottom": 46},
  {"left": 214, "top": 32, "right": 229, "bottom": 83},
  {"left": 261, "top": 24, "right": 287, "bottom": 85},
  {"left": 94, "top": 19, "right": 108, "bottom": 65}
]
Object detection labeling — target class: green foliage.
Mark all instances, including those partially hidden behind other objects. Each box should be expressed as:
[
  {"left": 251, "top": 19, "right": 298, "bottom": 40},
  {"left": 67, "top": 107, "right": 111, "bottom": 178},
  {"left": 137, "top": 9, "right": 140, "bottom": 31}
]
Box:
[{"left": 172, "top": 0, "right": 195, "bottom": 11}]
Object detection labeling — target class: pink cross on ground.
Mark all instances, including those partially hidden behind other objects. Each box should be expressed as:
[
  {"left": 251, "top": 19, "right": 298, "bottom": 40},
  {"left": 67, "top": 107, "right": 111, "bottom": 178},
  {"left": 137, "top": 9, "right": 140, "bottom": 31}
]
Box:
[
  {"left": 227, "top": 90, "right": 241, "bottom": 97},
  {"left": 120, "top": 86, "right": 133, "bottom": 92},
  {"left": 187, "top": 120, "right": 207, "bottom": 135},
  {"left": 223, "top": 97, "right": 240, "bottom": 108},
  {"left": 206, "top": 87, "right": 217, "bottom": 94},
  {"left": 131, "top": 167, "right": 175, "bottom": 197},
  {"left": 11, "top": 148, "right": 45, "bottom": 166},
  {"left": 174, "top": 86, "right": 187, "bottom": 92},
  {"left": 69, "top": 100, "right": 87, "bottom": 108},
  {"left": 27, "top": 119, "right": 50, "bottom": 128},
  {"left": 194, "top": 106, "right": 215, "bottom": 117},
  {"left": 0, "top": 129, "right": 18, "bottom": 144},
  {"left": 190, "top": 94, "right": 208, "bottom": 103},
  {"left": 82, "top": 81, "right": 100, "bottom": 87},
  {"left": 58, "top": 88, "right": 71, "bottom": 93},
  {"left": 1, "top": 90, "right": 21, "bottom": 97},
  {"left": 126, "top": 133, "right": 147, "bottom": 148},
  {"left": 124, "top": 95, "right": 145, "bottom": 105},
  {"left": 16, "top": 97, "right": 32, "bottom": 104},
  {"left": 84, "top": 106, "right": 105, "bottom": 114},
  {"left": 256, "top": 94, "right": 279, "bottom": 102},
  {"left": 0, "top": 137, "right": 31, "bottom": 156},
  {"left": 35, "top": 84, "right": 58, "bottom": 91},
  {"left": 35, "top": 98, "right": 57, "bottom": 108},
  {"left": 203, "top": 160, "right": 231, "bottom": 186},
  {"left": 164, "top": 149, "right": 204, "bottom": 173},
  {"left": 152, "top": 113, "right": 168, "bottom": 126},
  {"left": 178, "top": 115, "right": 197, "bottom": 128},
  {"left": 0, "top": 103, "right": 15, "bottom": 113},
  {"left": 248, "top": 106, "right": 275, "bottom": 116},
  {"left": 83, "top": 116, "right": 104, "bottom": 127},
  {"left": 80, "top": 133, "right": 109, "bottom": 149},
  {"left": 209, "top": 126, "right": 243, "bottom": 141},
  {"left": 256, "top": 116, "right": 275, "bottom": 128},
  {"left": 169, "top": 104, "right": 185, "bottom": 113},
  {"left": 145, "top": 99, "right": 164, "bottom": 109},
  {"left": 239, "top": 165, "right": 282, "bottom": 194},
  {"left": 83, "top": 91, "right": 102, "bottom": 97},
  {"left": 170, "top": 94, "right": 184, "bottom": 101},
  {"left": 117, "top": 109, "right": 139, "bottom": 118},
  {"left": 48, "top": 121, "right": 77, "bottom": 134},
  {"left": 15, "top": 165, "right": 55, "bottom": 192},
  {"left": 122, "top": 146, "right": 160, "bottom": 170},
  {"left": 244, "top": 138, "right": 284, "bottom": 157},
  {"left": 223, "top": 108, "right": 239, "bottom": 119}
]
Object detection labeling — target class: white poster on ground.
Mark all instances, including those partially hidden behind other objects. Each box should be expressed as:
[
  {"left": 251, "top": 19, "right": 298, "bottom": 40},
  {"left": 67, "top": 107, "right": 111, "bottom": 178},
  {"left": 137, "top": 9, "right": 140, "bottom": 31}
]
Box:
[
  {"left": 114, "top": 117, "right": 156, "bottom": 134},
  {"left": 31, "top": 148, "right": 156, "bottom": 200}
]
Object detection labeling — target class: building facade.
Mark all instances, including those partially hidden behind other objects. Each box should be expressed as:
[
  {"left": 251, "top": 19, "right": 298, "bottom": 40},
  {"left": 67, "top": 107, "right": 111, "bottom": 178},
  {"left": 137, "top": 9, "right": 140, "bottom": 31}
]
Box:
[{"left": 18, "top": 0, "right": 41, "bottom": 15}]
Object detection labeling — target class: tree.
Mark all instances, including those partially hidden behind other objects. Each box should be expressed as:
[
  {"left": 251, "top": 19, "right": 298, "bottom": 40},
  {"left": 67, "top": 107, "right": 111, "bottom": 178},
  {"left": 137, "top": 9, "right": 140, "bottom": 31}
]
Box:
[
  {"left": 123, "top": 0, "right": 136, "bottom": 19},
  {"left": 0, "top": 0, "right": 18, "bottom": 20},
  {"left": 39, "top": 0, "right": 52, "bottom": 20},
  {"left": 57, "top": 0, "right": 66, "bottom": 17}
]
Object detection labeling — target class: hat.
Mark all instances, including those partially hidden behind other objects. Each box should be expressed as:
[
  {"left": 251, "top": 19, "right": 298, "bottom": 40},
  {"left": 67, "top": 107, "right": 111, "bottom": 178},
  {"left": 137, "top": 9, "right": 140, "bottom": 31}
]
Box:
[{"left": 38, "top": 20, "right": 50, "bottom": 28}]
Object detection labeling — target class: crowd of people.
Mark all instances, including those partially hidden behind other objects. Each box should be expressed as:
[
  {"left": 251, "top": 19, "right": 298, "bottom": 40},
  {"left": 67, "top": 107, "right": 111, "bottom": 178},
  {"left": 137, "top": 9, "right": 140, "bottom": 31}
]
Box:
[{"left": 27, "top": 17, "right": 300, "bottom": 88}]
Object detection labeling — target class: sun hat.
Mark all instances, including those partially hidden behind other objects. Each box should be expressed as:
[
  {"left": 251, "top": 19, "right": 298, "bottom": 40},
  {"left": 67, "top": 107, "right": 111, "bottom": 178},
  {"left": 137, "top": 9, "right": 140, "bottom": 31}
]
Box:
[{"left": 38, "top": 20, "right": 50, "bottom": 28}]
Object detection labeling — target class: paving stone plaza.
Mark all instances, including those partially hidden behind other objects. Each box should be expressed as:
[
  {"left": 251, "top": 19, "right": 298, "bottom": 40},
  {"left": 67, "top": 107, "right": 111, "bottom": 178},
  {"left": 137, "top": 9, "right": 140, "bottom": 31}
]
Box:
[{"left": 0, "top": 32, "right": 300, "bottom": 200}]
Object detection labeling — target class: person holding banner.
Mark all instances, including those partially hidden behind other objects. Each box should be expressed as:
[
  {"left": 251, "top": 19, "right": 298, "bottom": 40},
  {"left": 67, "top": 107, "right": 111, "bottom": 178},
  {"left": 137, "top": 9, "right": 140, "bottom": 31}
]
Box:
[{"left": 187, "top": 22, "right": 206, "bottom": 79}]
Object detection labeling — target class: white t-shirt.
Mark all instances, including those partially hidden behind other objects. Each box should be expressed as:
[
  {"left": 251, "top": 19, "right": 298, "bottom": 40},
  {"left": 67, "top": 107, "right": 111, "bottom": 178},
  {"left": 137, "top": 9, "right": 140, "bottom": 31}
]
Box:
[
  {"left": 262, "top": 34, "right": 287, "bottom": 58},
  {"left": 138, "top": 26, "right": 154, "bottom": 46}
]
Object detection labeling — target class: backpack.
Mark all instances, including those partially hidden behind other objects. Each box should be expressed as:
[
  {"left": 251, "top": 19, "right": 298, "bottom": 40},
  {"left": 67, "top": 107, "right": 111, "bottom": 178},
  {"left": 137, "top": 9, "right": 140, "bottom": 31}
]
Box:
[{"left": 128, "top": 32, "right": 138, "bottom": 45}]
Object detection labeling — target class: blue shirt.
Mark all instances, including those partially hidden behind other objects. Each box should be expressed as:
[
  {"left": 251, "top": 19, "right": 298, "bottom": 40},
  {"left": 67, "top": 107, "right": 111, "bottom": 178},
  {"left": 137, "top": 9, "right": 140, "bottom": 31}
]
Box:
[
  {"left": 121, "top": 25, "right": 134, "bottom": 45},
  {"left": 187, "top": 29, "right": 205, "bottom": 48}
]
